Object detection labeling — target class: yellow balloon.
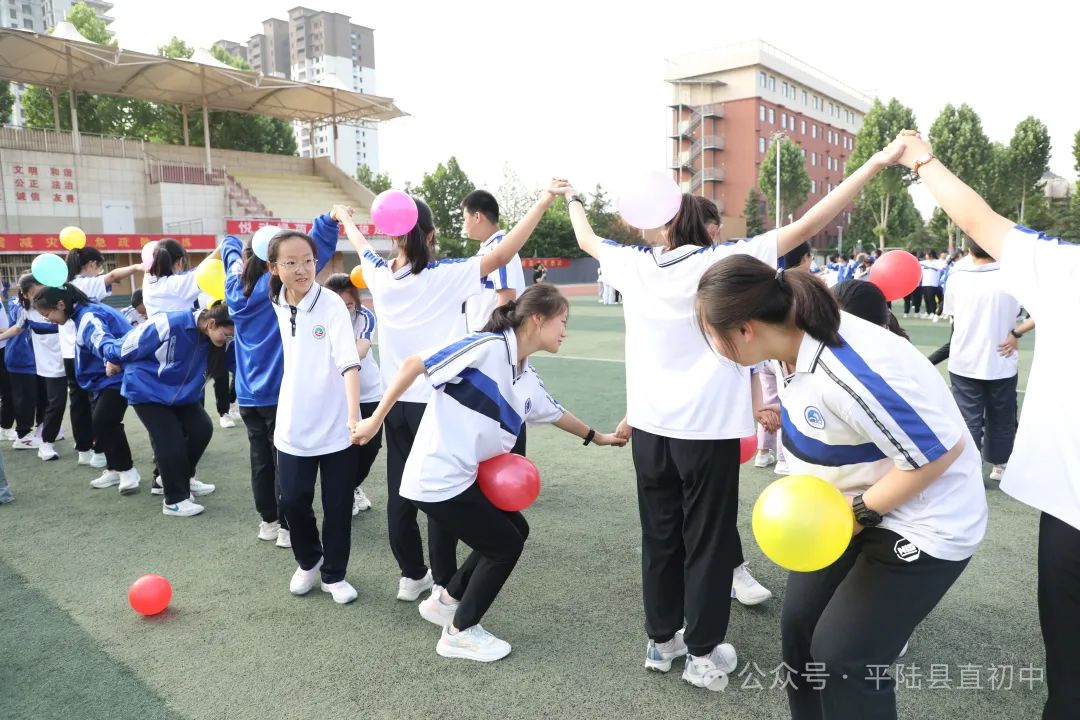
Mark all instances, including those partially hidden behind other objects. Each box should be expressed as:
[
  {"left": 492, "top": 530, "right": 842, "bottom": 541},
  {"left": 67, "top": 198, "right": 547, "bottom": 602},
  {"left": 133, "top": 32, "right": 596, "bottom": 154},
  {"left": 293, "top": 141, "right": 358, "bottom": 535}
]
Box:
[
  {"left": 195, "top": 258, "right": 226, "bottom": 302},
  {"left": 752, "top": 474, "right": 854, "bottom": 572},
  {"left": 59, "top": 226, "right": 86, "bottom": 251}
]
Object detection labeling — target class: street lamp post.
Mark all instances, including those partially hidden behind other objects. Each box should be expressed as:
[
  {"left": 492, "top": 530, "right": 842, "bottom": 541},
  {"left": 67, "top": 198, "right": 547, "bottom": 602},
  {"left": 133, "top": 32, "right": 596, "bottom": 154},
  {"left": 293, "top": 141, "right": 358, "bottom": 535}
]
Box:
[{"left": 772, "top": 131, "right": 785, "bottom": 231}]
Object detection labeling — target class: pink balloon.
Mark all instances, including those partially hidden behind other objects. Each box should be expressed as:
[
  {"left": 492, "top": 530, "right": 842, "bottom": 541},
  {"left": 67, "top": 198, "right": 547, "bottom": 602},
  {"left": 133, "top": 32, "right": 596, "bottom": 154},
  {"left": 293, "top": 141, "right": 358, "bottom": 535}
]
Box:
[
  {"left": 617, "top": 171, "right": 683, "bottom": 230},
  {"left": 371, "top": 190, "right": 419, "bottom": 237},
  {"left": 739, "top": 435, "right": 758, "bottom": 464},
  {"left": 141, "top": 241, "right": 159, "bottom": 271}
]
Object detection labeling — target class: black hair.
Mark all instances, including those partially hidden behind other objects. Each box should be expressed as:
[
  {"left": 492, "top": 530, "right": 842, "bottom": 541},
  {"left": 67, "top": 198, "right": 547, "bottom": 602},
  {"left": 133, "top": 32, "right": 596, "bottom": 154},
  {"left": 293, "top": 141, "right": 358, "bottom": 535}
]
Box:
[
  {"left": 267, "top": 231, "right": 319, "bottom": 300},
  {"left": 833, "top": 279, "right": 910, "bottom": 340},
  {"left": 398, "top": 197, "right": 434, "bottom": 275},
  {"left": 323, "top": 273, "right": 359, "bottom": 304},
  {"left": 130, "top": 289, "right": 143, "bottom": 307},
  {"left": 32, "top": 283, "right": 94, "bottom": 321},
  {"left": 149, "top": 238, "right": 187, "bottom": 278},
  {"left": 482, "top": 283, "right": 569, "bottom": 334},
  {"left": 65, "top": 247, "right": 104, "bottom": 282},
  {"left": 697, "top": 255, "right": 841, "bottom": 358},
  {"left": 663, "top": 193, "right": 712, "bottom": 249},
  {"left": 968, "top": 239, "right": 992, "bottom": 260},
  {"left": 196, "top": 301, "right": 235, "bottom": 379},
  {"left": 242, "top": 240, "right": 272, "bottom": 298},
  {"left": 695, "top": 196, "right": 721, "bottom": 227},
  {"left": 17, "top": 274, "right": 40, "bottom": 310},
  {"left": 461, "top": 189, "right": 499, "bottom": 225},
  {"left": 783, "top": 242, "right": 812, "bottom": 270}
]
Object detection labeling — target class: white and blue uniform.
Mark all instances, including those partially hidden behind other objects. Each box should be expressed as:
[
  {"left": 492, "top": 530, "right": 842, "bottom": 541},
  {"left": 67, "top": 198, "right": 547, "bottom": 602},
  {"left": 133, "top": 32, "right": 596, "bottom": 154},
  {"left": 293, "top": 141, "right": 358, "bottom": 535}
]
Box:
[
  {"left": 353, "top": 305, "right": 384, "bottom": 404},
  {"left": 465, "top": 230, "right": 526, "bottom": 332},
  {"left": 70, "top": 303, "right": 130, "bottom": 394}
]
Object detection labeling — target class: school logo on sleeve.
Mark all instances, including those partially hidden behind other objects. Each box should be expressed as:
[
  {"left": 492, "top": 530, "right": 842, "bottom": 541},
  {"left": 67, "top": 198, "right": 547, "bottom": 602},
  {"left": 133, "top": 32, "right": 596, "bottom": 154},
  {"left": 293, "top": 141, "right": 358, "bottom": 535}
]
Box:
[
  {"left": 524, "top": 398, "right": 533, "bottom": 415},
  {"left": 312, "top": 325, "right": 326, "bottom": 340},
  {"left": 894, "top": 538, "right": 921, "bottom": 563},
  {"left": 804, "top": 406, "right": 826, "bottom": 430}
]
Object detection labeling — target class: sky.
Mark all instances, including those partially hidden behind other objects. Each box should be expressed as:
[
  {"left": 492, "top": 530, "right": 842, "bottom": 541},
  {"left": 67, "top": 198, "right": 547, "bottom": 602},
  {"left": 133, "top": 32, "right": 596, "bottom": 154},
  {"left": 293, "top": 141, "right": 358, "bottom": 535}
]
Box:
[{"left": 109, "top": 0, "right": 1077, "bottom": 219}]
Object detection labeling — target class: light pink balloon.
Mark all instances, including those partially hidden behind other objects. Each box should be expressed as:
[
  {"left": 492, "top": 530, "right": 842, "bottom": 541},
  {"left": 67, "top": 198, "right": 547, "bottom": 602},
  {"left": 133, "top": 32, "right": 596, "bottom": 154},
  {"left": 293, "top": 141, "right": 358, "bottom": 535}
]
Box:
[
  {"left": 141, "top": 240, "right": 159, "bottom": 271},
  {"left": 617, "top": 171, "right": 683, "bottom": 230},
  {"left": 371, "top": 190, "right": 419, "bottom": 237}
]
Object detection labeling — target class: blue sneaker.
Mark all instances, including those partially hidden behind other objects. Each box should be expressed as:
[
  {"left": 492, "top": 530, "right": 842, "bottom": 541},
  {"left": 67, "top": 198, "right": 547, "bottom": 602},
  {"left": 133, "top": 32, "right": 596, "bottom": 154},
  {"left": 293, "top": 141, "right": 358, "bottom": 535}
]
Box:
[{"left": 645, "top": 629, "right": 687, "bottom": 672}]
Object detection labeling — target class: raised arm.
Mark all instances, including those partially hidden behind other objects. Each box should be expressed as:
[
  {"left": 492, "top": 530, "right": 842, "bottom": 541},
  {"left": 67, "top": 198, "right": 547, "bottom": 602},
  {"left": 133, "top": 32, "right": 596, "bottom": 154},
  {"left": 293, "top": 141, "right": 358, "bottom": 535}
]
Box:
[
  {"left": 777, "top": 138, "right": 907, "bottom": 256},
  {"left": 893, "top": 131, "right": 1013, "bottom": 260},
  {"left": 311, "top": 213, "right": 342, "bottom": 273},
  {"left": 481, "top": 181, "right": 564, "bottom": 276},
  {"left": 102, "top": 263, "right": 142, "bottom": 286},
  {"left": 553, "top": 184, "right": 602, "bottom": 258},
  {"left": 336, "top": 205, "right": 373, "bottom": 257}
]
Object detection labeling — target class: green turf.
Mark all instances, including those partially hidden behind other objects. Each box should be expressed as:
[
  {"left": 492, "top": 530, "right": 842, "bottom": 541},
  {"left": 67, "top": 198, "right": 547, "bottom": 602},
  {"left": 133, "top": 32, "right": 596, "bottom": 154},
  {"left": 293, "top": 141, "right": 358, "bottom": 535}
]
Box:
[{"left": 0, "top": 299, "right": 1046, "bottom": 718}]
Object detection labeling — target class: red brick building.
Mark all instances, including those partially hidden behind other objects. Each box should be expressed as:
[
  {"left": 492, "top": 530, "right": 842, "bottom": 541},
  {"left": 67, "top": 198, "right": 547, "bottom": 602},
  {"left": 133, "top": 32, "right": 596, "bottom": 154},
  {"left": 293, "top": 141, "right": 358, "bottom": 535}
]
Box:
[{"left": 666, "top": 41, "right": 871, "bottom": 247}]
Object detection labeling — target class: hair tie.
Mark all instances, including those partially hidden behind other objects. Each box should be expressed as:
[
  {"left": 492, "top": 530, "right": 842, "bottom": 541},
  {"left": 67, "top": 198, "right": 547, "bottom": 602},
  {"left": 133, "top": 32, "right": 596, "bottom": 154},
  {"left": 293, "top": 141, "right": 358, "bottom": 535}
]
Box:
[{"left": 775, "top": 267, "right": 785, "bottom": 283}]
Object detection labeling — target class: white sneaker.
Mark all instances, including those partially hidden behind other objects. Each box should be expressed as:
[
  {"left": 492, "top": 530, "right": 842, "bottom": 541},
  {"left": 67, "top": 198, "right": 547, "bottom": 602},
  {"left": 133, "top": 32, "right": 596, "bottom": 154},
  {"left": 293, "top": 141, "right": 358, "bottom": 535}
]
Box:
[
  {"left": 0, "top": 428, "right": 16, "bottom": 441},
  {"left": 78, "top": 450, "right": 94, "bottom": 466},
  {"left": 13, "top": 434, "right": 40, "bottom": 450},
  {"left": 162, "top": 498, "right": 204, "bottom": 517},
  {"left": 419, "top": 587, "right": 459, "bottom": 627},
  {"left": 436, "top": 624, "right": 512, "bottom": 662},
  {"left": 732, "top": 563, "right": 773, "bottom": 606},
  {"left": 645, "top": 628, "right": 687, "bottom": 672},
  {"left": 37, "top": 442, "right": 59, "bottom": 461},
  {"left": 321, "top": 580, "right": 358, "bottom": 604},
  {"left": 352, "top": 486, "right": 371, "bottom": 515},
  {"left": 150, "top": 476, "right": 164, "bottom": 496},
  {"left": 398, "top": 570, "right": 434, "bottom": 601},
  {"left": 229, "top": 403, "right": 242, "bottom": 420},
  {"left": 219, "top": 414, "right": 236, "bottom": 429},
  {"left": 902, "top": 313, "right": 908, "bottom": 319},
  {"left": 276, "top": 528, "right": 292, "bottom": 548},
  {"left": 682, "top": 644, "right": 738, "bottom": 691},
  {"left": 118, "top": 468, "right": 140, "bottom": 494},
  {"left": 90, "top": 470, "right": 120, "bottom": 489},
  {"left": 989, "top": 464, "right": 1006, "bottom": 482},
  {"left": 290, "top": 558, "right": 323, "bottom": 595},
  {"left": 753, "top": 449, "right": 776, "bottom": 469},
  {"left": 189, "top": 478, "right": 216, "bottom": 496},
  {"left": 932, "top": 314, "right": 940, "bottom": 323},
  {"left": 258, "top": 520, "right": 281, "bottom": 541},
  {"left": 775, "top": 459, "right": 790, "bottom": 475},
  {"left": 90, "top": 452, "right": 107, "bottom": 468}
]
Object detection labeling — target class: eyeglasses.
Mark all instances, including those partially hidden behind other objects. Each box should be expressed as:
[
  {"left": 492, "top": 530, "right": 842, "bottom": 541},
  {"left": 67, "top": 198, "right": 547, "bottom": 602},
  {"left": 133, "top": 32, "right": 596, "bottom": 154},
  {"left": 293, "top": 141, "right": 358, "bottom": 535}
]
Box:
[{"left": 275, "top": 258, "right": 315, "bottom": 272}]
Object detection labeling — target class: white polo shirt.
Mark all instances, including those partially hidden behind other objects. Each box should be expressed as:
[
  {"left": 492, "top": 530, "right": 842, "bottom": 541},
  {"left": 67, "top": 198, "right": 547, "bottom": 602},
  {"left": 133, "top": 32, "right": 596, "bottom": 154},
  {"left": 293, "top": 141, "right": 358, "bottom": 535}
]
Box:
[
  {"left": 400, "top": 330, "right": 564, "bottom": 503},
  {"left": 359, "top": 249, "right": 483, "bottom": 404},
  {"left": 144, "top": 272, "right": 200, "bottom": 316},
  {"left": 941, "top": 258, "right": 1021, "bottom": 381},
  {"left": 272, "top": 283, "right": 361, "bottom": 457},
  {"left": 352, "top": 305, "right": 384, "bottom": 404},
  {"left": 60, "top": 275, "right": 111, "bottom": 359},
  {"left": 921, "top": 259, "right": 945, "bottom": 287},
  {"left": 465, "top": 230, "right": 527, "bottom": 332},
  {"left": 596, "top": 231, "right": 777, "bottom": 440},
  {"left": 778, "top": 312, "right": 987, "bottom": 561},
  {"left": 21, "top": 308, "right": 65, "bottom": 378},
  {"left": 999, "top": 226, "right": 1080, "bottom": 530}
]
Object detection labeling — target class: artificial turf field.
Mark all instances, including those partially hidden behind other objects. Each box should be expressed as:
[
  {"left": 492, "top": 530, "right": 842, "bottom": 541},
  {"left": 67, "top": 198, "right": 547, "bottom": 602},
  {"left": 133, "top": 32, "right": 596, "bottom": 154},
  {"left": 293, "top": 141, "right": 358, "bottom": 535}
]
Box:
[{"left": 0, "top": 296, "right": 1047, "bottom": 719}]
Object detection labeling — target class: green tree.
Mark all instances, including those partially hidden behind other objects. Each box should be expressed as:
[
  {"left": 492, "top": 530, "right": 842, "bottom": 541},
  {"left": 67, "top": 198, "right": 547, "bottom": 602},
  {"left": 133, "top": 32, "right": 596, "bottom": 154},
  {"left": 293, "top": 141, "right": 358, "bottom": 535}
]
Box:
[
  {"left": 928, "top": 103, "right": 991, "bottom": 248},
  {"left": 847, "top": 185, "right": 921, "bottom": 249},
  {"left": 743, "top": 188, "right": 766, "bottom": 237},
  {"left": 417, "top": 157, "right": 475, "bottom": 257},
  {"left": 0, "top": 81, "right": 13, "bottom": 125},
  {"left": 1008, "top": 116, "right": 1051, "bottom": 223},
  {"left": 356, "top": 164, "right": 392, "bottom": 194},
  {"left": 758, "top": 137, "right": 810, "bottom": 223},
  {"left": 848, "top": 98, "right": 918, "bottom": 249},
  {"left": 982, "top": 142, "right": 1018, "bottom": 217},
  {"left": 495, "top": 164, "right": 534, "bottom": 228},
  {"left": 586, "top": 183, "right": 640, "bottom": 246}
]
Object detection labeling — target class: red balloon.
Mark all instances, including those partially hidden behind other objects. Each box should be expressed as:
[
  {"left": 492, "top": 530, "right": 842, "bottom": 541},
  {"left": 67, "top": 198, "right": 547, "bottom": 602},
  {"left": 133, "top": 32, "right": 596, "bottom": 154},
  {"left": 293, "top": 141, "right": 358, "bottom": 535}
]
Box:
[
  {"left": 477, "top": 453, "right": 541, "bottom": 511},
  {"left": 868, "top": 250, "right": 922, "bottom": 302},
  {"left": 129, "top": 574, "right": 172, "bottom": 616},
  {"left": 739, "top": 435, "right": 758, "bottom": 464}
]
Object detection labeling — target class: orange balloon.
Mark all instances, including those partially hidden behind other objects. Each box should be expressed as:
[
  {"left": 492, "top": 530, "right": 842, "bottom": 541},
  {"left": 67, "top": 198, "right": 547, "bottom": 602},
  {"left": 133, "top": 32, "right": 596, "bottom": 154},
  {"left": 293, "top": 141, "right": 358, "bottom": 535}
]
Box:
[{"left": 350, "top": 265, "right": 367, "bottom": 289}]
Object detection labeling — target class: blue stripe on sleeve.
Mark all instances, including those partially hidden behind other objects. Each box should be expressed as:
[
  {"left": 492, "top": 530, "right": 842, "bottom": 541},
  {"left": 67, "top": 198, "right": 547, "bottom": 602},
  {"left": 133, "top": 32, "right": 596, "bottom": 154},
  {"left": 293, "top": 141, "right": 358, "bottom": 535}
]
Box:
[
  {"left": 498, "top": 264, "right": 508, "bottom": 288},
  {"left": 363, "top": 249, "right": 386, "bottom": 268},
  {"left": 830, "top": 339, "right": 946, "bottom": 462},
  {"left": 442, "top": 367, "right": 522, "bottom": 436},
  {"left": 423, "top": 333, "right": 496, "bottom": 373},
  {"left": 780, "top": 406, "right": 886, "bottom": 466}
]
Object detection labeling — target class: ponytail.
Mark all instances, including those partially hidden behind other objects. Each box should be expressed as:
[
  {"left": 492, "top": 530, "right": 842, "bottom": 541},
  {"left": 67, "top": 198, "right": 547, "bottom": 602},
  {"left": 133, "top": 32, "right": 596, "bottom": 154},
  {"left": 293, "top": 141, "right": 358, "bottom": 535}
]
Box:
[
  {"left": 481, "top": 283, "right": 569, "bottom": 333},
  {"left": 664, "top": 193, "right": 712, "bottom": 249},
  {"left": 399, "top": 197, "right": 434, "bottom": 274},
  {"left": 65, "top": 246, "right": 104, "bottom": 282},
  {"left": 696, "top": 255, "right": 840, "bottom": 358},
  {"left": 197, "top": 300, "right": 235, "bottom": 379},
  {"left": 150, "top": 238, "right": 187, "bottom": 278},
  {"left": 17, "top": 274, "right": 36, "bottom": 309},
  {"left": 31, "top": 282, "right": 93, "bottom": 321},
  {"left": 241, "top": 244, "right": 268, "bottom": 298},
  {"left": 832, "top": 279, "right": 911, "bottom": 341}
]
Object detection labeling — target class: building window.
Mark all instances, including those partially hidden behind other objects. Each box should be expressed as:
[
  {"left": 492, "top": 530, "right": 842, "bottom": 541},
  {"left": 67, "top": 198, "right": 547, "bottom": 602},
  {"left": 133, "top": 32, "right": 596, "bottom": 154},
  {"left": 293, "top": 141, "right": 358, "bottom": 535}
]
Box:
[
  {"left": 759, "top": 137, "right": 766, "bottom": 153},
  {"left": 800, "top": 148, "right": 806, "bottom": 158},
  {"left": 802, "top": 90, "right": 808, "bottom": 105},
  {"left": 782, "top": 81, "right": 788, "bottom": 97},
  {"left": 811, "top": 152, "right": 817, "bottom": 166},
  {"left": 759, "top": 71, "right": 767, "bottom": 88},
  {"left": 781, "top": 113, "right": 786, "bottom": 129},
  {"left": 768, "top": 108, "right": 775, "bottom": 124},
  {"left": 800, "top": 120, "right": 806, "bottom": 134},
  {"left": 811, "top": 179, "right": 817, "bottom": 193},
  {"left": 769, "top": 75, "right": 776, "bottom": 91},
  {"left": 759, "top": 104, "right": 765, "bottom": 122},
  {"left": 812, "top": 125, "right": 817, "bottom": 139}
]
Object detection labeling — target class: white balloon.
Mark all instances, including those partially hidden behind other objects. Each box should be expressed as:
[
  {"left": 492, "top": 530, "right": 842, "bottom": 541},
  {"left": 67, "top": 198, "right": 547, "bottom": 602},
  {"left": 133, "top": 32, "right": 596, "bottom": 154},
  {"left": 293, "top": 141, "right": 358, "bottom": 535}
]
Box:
[
  {"left": 251, "top": 225, "right": 282, "bottom": 261},
  {"left": 617, "top": 171, "right": 683, "bottom": 230}
]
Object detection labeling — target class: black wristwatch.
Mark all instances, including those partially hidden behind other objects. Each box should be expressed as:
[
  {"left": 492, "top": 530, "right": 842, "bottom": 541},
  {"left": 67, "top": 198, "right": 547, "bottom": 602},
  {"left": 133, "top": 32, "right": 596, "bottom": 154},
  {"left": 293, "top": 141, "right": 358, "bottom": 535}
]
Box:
[
  {"left": 583, "top": 428, "right": 596, "bottom": 446},
  {"left": 1009, "top": 329, "right": 1023, "bottom": 339},
  {"left": 567, "top": 194, "right": 584, "bottom": 206},
  {"left": 852, "top": 493, "right": 883, "bottom": 527}
]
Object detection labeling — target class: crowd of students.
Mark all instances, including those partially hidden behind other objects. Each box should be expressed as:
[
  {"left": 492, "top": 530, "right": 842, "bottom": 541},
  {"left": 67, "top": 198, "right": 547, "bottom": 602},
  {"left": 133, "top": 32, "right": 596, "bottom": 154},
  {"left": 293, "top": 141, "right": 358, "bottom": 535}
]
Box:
[{"left": 0, "top": 129, "right": 1074, "bottom": 719}]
